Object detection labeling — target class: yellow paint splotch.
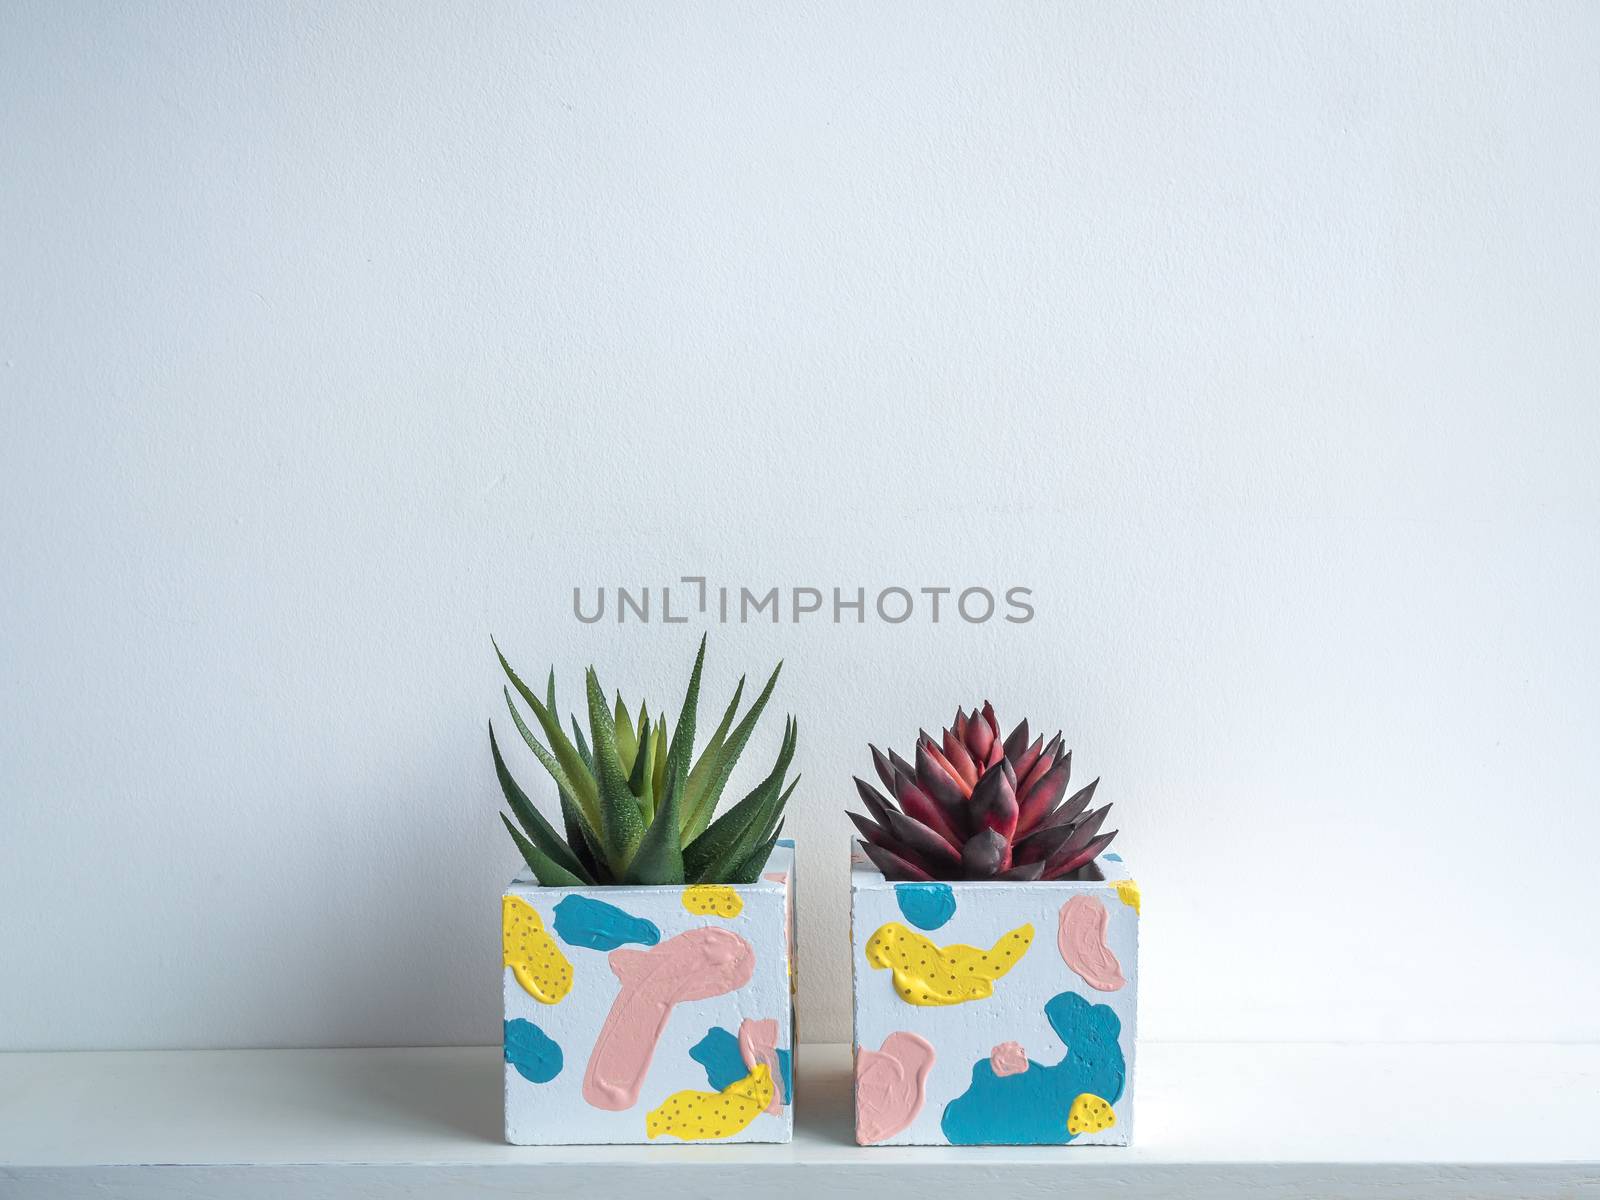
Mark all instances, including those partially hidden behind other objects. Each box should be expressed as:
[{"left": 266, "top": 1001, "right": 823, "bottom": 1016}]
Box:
[
  {"left": 1112, "top": 879, "right": 1141, "bottom": 914},
  {"left": 682, "top": 884, "right": 743, "bottom": 919},
  {"left": 501, "top": 895, "right": 572, "bottom": 1004},
  {"left": 1066, "top": 1092, "right": 1116, "bottom": 1136},
  {"left": 864, "top": 921, "right": 1033, "bottom": 1006},
  {"left": 645, "top": 1064, "right": 773, "bottom": 1140}
]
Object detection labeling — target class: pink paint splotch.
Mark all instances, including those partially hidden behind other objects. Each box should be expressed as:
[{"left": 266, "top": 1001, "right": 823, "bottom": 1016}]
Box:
[
  {"left": 738, "top": 1018, "right": 785, "bottom": 1113},
  {"left": 582, "top": 926, "right": 755, "bottom": 1110},
  {"left": 1057, "top": 894, "right": 1125, "bottom": 991},
  {"left": 989, "top": 1041, "right": 1029, "bottom": 1077},
  {"left": 855, "top": 1032, "right": 936, "bottom": 1144}
]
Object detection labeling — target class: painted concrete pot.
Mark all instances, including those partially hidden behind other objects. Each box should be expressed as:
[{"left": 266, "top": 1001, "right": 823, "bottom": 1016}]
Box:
[
  {"left": 850, "top": 846, "right": 1139, "bottom": 1146},
  {"left": 502, "top": 841, "right": 796, "bottom": 1145}
]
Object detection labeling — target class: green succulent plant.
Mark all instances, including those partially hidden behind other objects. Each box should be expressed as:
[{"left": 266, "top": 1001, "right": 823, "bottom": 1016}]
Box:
[{"left": 490, "top": 636, "right": 797, "bottom": 886}]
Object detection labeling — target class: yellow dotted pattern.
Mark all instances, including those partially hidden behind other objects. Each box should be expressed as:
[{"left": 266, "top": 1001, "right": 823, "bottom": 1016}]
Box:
[
  {"left": 1113, "top": 879, "right": 1141, "bottom": 914},
  {"left": 645, "top": 1064, "right": 773, "bottom": 1140},
  {"left": 501, "top": 895, "right": 572, "bottom": 1004},
  {"left": 863, "top": 921, "right": 1033, "bottom": 1006},
  {"left": 1066, "top": 1092, "right": 1117, "bottom": 1136},
  {"left": 681, "top": 884, "right": 743, "bottom": 919}
]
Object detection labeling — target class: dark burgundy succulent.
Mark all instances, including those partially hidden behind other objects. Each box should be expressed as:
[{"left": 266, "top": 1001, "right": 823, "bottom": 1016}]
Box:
[{"left": 850, "top": 704, "right": 1115, "bottom": 882}]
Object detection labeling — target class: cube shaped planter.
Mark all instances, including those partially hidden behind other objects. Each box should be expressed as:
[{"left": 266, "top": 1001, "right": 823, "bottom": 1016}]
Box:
[
  {"left": 850, "top": 846, "right": 1138, "bottom": 1146},
  {"left": 502, "top": 841, "right": 796, "bottom": 1145}
]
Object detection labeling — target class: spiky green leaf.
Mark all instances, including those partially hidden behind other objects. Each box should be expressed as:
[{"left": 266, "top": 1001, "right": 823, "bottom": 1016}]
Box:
[
  {"left": 490, "top": 722, "right": 593, "bottom": 884},
  {"left": 560, "top": 788, "right": 609, "bottom": 884},
  {"left": 615, "top": 691, "right": 638, "bottom": 774},
  {"left": 622, "top": 768, "right": 685, "bottom": 884},
  {"left": 500, "top": 813, "right": 587, "bottom": 887},
  {"left": 696, "top": 764, "right": 796, "bottom": 885},
  {"left": 679, "top": 675, "right": 745, "bottom": 839},
  {"left": 683, "top": 715, "right": 796, "bottom": 882},
  {"left": 722, "top": 823, "right": 783, "bottom": 885},
  {"left": 651, "top": 719, "right": 668, "bottom": 800},
  {"left": 663, "top": 637, "right": 706, "bottom": 793},
  {"left": 495, "top": 639, "right": 599, "bottom": 824},
  {"left": 753, "top": 775, "right": 800, "bottom": 853},
  {"left": 587, "top": 667, "right": 647, "bottom": 873},
  {"left": 627, "top": 712, "right": 656, "bottom": 822},
  {"left": 501, "top": 687, "right": 590, "bottom": 819},
  {"left": 570, "top": 717, "right": 594, "bottom": 773},
  {"left": 622, "top": 637, "right": 706, "bottom": 883}
]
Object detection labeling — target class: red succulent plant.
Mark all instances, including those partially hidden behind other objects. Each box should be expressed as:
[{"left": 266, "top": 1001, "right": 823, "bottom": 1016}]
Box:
[{"left": 850, "top": 704, "right": 1115, "bottom": 881}]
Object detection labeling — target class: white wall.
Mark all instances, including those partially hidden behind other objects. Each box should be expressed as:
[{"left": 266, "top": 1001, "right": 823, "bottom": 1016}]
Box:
[{"left": 3, "top": 1, "right": 1598, "bottom": 1051}]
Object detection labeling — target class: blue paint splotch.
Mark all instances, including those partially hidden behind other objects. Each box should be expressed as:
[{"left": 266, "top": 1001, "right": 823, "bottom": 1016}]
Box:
[
  {"left": 504, "top": 1018, "right": 563, "bottom": 1084},
  {"left": 940, "top": 991, "right": 1125, "bottom": 1145},
  {"left": 551, "top": 895, "right": 660, "bottom": 951},
  {"left": 894, "top": 882, "right": 957, "bottom": 931},
  {"left": 776, "top": 1046, "right": 793, "bottom": 1102},
  {"left": 689, "top": 1027, "right": 793, "bottom": 1105},
  {"left": 689, "top": 1026, "right": 745, "bottom": 1089},
  {"left": 1103, "top": 852, "right": 1123, "bottom": 862}
]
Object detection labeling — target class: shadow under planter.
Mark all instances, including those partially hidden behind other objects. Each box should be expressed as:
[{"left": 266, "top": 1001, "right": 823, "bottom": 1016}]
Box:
[
  {"left": 850, "top": 846, "right": 1139, "bottom": 1146},
  {"left": 502, "top": 841, "right": 797, "bottom": 1145}
]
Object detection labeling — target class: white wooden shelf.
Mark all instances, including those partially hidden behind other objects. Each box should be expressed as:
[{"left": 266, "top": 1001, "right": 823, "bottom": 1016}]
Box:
[{"left": 3, "top": 1042, "right": 1598, "bottom": 1198}]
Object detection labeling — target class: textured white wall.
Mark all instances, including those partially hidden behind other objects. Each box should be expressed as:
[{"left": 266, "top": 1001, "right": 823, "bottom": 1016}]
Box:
[{"left": 3, "top": 1, "right": 1598, "bottom": 1051}]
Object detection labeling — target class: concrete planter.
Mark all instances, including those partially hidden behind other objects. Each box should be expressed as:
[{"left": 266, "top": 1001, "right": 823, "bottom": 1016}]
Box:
[
  {"left": 850, "top": 846, "right": 1139, "bottom": 1145},
  {"left": 502, "top": 842, "right": 796, "bottom": 1145}
]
